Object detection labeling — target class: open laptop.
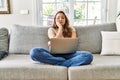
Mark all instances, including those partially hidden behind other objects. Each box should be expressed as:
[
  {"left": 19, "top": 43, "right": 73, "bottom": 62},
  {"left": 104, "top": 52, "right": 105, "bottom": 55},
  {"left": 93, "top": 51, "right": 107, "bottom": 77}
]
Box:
[{"left": 50, "top": 38, "right": 78, "bottom": 54}]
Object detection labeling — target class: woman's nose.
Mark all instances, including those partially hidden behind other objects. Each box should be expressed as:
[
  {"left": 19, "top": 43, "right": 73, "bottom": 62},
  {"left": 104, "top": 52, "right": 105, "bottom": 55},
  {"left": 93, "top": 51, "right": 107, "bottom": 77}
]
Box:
[{"left": 59, "top": 18, "right": 62, "bottom": 21}]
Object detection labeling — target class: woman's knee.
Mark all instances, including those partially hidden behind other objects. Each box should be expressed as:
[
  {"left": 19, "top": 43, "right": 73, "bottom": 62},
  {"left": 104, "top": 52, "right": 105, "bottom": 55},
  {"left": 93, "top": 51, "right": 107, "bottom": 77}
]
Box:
[
  {"left": 30, "top": 48, "right": 38, "bottom": 58},
  {"left": 78, "top": 51, "right": 93, "bottom": 62},
  {"left": 76, "top": 51, "right": 92, "bottom": 56},
  {"left": 30, "top": 48, "right": 44, "bottom": 58},
  {"left": 83, "top": 51, "right": 93, "bottom": 58},
  {"left": 83, "top": 51, "right": 93, "bottom": 64}
]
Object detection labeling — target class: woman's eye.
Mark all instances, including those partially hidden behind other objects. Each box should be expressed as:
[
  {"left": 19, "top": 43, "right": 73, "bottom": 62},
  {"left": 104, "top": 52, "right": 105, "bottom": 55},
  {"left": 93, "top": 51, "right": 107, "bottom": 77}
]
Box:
[{"left": 56, "top": 17, "right": 64, "bottom": 19}]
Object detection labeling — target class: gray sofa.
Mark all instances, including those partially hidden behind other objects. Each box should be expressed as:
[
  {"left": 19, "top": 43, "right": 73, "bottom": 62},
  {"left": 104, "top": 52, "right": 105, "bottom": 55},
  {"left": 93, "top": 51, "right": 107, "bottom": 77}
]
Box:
[{"left": 0, "top": 23, "right": 120, "bottom": 80}]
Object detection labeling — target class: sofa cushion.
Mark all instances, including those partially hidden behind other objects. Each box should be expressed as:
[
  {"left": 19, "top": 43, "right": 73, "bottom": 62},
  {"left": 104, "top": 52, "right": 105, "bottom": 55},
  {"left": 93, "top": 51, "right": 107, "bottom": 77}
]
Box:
[
  {"left": 9, "top": 25, "right": 49, "bottom": 54},
  {"left": 0, "top": 54, "right": 67, "bottom": 80},
  {"left": 68, "top": 54, "right": 120, "bottom": 80},
  {"left": 101, "top": 31, "right": 120, "bottom": 55},
  {"left": 75, "top": 23, "right": 117, "bottom": 54},
  {"left": 0, "top": 28, "right": 9, "bottom": 52}
]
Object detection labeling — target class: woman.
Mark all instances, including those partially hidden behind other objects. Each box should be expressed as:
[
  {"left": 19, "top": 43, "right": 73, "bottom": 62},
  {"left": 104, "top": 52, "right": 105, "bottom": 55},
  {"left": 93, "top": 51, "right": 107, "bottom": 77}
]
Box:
[{"left": 30, "top": 11, "right": 93, "bottom": 67}]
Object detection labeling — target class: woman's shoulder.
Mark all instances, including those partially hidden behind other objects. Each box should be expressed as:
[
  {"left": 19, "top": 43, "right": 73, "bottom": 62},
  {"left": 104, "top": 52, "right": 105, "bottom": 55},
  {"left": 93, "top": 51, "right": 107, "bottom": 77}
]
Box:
[
  {"left": 48, "top": 27, "right": 57, "bottom": 34},
  {"left": 48, "top": 27, "right": 54, "bottom": 30},
  {"left": 48, "top": 27, "right": 57, "bottom": 31}
]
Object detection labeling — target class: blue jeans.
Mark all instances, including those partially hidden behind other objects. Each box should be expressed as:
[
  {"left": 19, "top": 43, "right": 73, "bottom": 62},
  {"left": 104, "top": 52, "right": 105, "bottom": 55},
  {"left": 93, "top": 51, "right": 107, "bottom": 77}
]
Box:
[{"left": 30, "top": 48, "right": 93, "bottom": 67}]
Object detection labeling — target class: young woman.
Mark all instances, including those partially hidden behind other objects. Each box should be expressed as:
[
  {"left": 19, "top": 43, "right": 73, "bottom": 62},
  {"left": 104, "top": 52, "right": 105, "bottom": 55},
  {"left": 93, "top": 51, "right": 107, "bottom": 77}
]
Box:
[{"left": 30, "top": 11, "right": 93, "bottom": 67}]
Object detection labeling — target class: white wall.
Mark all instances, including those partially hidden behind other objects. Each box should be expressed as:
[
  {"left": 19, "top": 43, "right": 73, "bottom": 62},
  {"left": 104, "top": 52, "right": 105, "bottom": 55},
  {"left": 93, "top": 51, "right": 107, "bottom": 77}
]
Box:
[
  {"left": 107, "top": 0, "right": 118, "bottom": 23},
  {"left": 117, "top": 0, "right": 120, "bottom": 13},
  {"left": 0, "top": 0, "right": 33, "bottom": 29},
  {"left": 0, "top": 0, "right": 118, "bottom": 29}
]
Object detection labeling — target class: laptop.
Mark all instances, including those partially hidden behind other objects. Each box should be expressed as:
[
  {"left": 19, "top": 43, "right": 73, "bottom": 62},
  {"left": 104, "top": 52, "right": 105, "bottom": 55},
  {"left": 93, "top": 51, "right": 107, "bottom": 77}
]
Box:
[{"left": 50, "top": 38, "right": 78, "bottom": 54}]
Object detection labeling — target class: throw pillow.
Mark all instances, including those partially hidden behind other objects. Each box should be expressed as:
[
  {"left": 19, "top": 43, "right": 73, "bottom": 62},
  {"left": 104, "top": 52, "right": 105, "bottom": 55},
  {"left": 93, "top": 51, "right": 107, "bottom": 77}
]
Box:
[
  {"left": 0, "top": 28, "right": 9, "bottom": 52},
  {"left": 116, "top": 16, "right": 120, "bottom": 32},
  {"left": 0, "top": 28, "right": 9, "bottom": 60},
  {"left": 101, "top": 31, "right": 120, "bottom": 55}
]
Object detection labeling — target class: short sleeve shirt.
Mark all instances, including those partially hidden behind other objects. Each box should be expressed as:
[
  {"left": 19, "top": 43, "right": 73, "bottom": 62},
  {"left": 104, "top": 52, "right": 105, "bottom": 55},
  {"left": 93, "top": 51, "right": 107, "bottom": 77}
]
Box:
[{"left": 48, "top": 27, "right": 76, "bottom": 36}]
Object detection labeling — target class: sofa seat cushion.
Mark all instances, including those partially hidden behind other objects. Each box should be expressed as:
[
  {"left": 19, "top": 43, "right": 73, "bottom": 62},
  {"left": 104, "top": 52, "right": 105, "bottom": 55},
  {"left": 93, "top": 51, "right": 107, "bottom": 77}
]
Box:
[
  {"left": 68, "top": 54, "right": 120, "bottom": 80},
  {"left": 0, "top": 54, "right": 67, "bottom": 80}
]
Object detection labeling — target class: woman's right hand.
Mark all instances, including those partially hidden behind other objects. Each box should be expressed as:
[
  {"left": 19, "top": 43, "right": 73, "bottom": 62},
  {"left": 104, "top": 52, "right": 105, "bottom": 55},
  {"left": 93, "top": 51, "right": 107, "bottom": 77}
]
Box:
[{"left": 56, "top": 21, "right": 63, "bottom": 29}]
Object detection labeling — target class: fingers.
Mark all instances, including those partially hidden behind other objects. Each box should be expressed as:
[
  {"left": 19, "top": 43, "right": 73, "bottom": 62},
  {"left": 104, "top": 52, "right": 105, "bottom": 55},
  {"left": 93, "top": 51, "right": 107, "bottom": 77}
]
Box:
[{"left": 56, "top": 21, "right": 62, "bottom": 29}]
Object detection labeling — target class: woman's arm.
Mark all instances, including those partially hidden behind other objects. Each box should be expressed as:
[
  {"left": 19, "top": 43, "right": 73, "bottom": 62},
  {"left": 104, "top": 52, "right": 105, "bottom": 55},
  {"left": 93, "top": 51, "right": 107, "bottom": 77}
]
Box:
[
  {"left": 48, "top": 22, "right": 63, "bottom": 39},
  {"left": 48, "top": 28, "right": 63, "bottom": 39},
  {"left": 71, "top": 31, "right": 77, "bottom": 38},
  {"left": 70, "top": 27, "right": 77, "bottom": 38},
  {"left": 48, "top": 28, "right": 56, "bottom": 39}
]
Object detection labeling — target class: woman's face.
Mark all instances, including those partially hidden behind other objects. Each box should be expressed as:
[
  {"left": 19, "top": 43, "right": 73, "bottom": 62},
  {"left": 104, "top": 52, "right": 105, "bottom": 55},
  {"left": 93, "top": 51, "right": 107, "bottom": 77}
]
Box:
[{"left": 55, "top": 13, "right": 66, "bottom": 26}]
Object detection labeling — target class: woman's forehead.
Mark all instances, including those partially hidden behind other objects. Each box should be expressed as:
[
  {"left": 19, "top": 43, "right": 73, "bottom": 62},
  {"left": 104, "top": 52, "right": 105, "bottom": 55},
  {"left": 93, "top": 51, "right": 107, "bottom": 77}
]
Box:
[{"left": 56, "top": 13, "right": 65, "bottom": 17}]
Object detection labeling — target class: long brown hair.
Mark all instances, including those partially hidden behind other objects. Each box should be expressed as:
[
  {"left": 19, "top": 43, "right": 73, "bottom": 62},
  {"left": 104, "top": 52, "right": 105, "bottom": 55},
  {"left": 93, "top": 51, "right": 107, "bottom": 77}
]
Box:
[{"left": 52, "top": 11, "right": 72, "bottom": 37}]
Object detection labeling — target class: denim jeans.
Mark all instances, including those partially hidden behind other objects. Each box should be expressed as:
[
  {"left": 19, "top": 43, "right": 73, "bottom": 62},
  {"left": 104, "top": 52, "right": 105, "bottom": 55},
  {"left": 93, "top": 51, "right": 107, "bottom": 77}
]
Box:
[{"left": 30, "top": 48, "right": 93, "bottom": 67}]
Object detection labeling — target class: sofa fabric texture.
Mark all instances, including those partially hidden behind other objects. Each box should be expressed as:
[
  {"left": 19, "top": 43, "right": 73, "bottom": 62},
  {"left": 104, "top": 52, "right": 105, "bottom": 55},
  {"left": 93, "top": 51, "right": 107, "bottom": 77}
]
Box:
[
  {"left": 9, "top": 25, "right": 49, "bottom": 54},
  {"left": 75, "top": 23, "right": 116, "bottom": 54},
  {"left": 68, "top": 54, "right": 120, "bottom": 80},
  {"left": 9, "top": 23, "right": 116, "bottom": 54},
  {"left": 0, "top": 23, "right": 119, "bottom": 80},
  {"left": 0, "top": 55, "right": 67, "bottom": 80}
]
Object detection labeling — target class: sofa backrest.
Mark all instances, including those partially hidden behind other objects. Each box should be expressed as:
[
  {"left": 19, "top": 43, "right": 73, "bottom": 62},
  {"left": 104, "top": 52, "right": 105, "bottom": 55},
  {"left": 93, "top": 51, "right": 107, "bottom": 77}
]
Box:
[
  {"left": 9, "top": 25, "right": 49, "bottom": 54},
  {"left": 75, "top": 23, "right": 116, "bottom": 54},
  {"left": 9, "top": 23, "right": 116, "bottom": 54}
]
